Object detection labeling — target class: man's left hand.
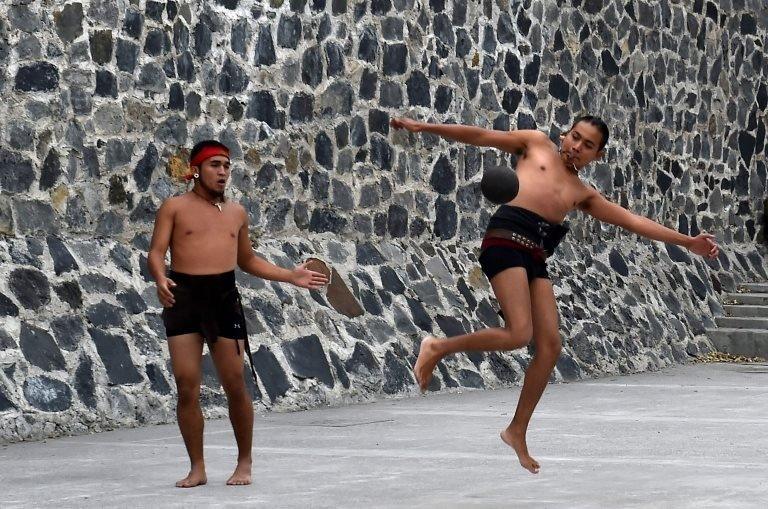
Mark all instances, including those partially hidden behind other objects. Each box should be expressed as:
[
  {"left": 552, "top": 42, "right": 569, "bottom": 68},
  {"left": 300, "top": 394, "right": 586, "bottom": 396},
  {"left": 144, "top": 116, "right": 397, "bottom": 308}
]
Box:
[
  {"left": 687, "top": 233, "right": 719, "bottom": 259},
  {"left": 291, "top": 262, "right": 330, "bottom": 289}
]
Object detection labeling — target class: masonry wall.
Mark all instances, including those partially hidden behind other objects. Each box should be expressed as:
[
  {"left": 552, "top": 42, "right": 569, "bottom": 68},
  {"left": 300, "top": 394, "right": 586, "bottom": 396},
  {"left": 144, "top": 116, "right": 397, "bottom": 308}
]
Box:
[{"left": 1, "top": 0, "right": 766, "bottom": 442}]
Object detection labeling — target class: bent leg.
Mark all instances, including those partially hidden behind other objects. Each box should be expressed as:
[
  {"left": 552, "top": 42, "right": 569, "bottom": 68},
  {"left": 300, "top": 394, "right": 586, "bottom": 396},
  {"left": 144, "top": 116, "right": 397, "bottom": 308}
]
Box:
[
  {"left": 168, "top": 333, "right": 207, "bottom": 487},
  {"left": 414, "top": 267, "right": 533, "bottom": 390},
  {"left": 501, "top": 277, "right": 562, "bottom": 474},
  {"left": 210, "top": 337, "right": 253, "bottom": 486}
]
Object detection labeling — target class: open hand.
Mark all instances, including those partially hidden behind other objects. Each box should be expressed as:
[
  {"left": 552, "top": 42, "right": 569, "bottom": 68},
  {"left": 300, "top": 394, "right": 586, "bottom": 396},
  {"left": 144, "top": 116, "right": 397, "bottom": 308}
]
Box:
[
  {"left": 687, "top": 233, "right": 719, "bottom": 260},
  {"left": 157, "top": 277, "right": 177, "bottom": 307},
  {"left": 390, "top": 117, "right": 423, "bottom": 132},
  {"left": 291, "top": 262, "right": 330, "bottom": 289}
]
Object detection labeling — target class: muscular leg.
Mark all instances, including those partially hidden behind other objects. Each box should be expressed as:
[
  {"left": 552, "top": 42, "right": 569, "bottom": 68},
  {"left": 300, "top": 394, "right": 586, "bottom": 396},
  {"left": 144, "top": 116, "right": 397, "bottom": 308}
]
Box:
[
  {"left": 414, "top": 267, "right": 533, "bottom": 390},
  {"left": 168, "top": 334, "right": 207, "bottom": 488},
  {"left": 500, "top": 277, "right": 562, "bottom": 474},
  {"left": 210, "top": 338, "right": 253, "bottom": 486}
]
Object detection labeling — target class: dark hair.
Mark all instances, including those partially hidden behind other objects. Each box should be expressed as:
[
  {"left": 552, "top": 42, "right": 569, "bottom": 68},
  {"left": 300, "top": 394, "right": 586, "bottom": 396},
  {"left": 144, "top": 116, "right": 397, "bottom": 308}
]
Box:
[
  {"left": 570, "top": 115, "right": 609, "bottom": 151},
  {"left": 190, "top": 140, "right": 230, "bottom": 165}
]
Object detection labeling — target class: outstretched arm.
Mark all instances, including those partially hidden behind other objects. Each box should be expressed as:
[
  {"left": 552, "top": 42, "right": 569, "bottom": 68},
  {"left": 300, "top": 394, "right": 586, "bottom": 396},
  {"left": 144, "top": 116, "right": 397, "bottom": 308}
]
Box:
[
  {"left": 235, "top": 209, "right": 329, "bottom": 289},
  {"left": 578, "top": 191, "right": 719, "bottom": 259},
  {"left": 390, "top": 117, "right": 550, "bottom": 155}
]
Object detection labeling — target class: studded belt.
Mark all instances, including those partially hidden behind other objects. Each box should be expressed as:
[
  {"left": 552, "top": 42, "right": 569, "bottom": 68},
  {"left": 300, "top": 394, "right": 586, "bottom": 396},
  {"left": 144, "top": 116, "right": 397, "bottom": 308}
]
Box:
[{"left": 483, "top": 228, "right": 542, "bottom": 251}]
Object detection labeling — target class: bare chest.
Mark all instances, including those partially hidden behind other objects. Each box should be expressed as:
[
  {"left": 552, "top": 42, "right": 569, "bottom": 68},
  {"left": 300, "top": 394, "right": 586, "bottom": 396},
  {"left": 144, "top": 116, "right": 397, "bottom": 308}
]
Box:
[
  {"left": 173, "top": 207, "right": 241, "bottom": 243},
  {"left": 514, "top": 153, "right": 589, "bottom": 218}
]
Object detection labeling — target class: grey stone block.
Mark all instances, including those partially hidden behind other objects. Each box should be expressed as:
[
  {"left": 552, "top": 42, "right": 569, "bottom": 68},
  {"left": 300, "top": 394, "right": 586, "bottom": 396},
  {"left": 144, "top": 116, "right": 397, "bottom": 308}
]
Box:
[
  {"left": 724, "top": 293, "right": 768, "bottom": 306},
  {"left": 706, "top": 328, "right": 768, "bottom": 358}
]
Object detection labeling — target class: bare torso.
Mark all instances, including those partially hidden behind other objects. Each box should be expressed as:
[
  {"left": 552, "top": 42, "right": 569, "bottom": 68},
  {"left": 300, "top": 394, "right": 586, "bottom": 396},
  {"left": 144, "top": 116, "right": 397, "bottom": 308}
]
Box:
[
  {"left": 506, "top": 139, "right": 592, "bottom": 223},
  {"left": 168, "top": 193, "right": 244, "bottom": 274}
]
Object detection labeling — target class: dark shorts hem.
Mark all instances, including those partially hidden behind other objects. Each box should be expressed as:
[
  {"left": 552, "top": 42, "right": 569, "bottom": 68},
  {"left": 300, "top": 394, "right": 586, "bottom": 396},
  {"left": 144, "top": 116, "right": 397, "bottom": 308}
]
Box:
[{"left": 164, "top": 327, "right": 248, "bottom": 341}]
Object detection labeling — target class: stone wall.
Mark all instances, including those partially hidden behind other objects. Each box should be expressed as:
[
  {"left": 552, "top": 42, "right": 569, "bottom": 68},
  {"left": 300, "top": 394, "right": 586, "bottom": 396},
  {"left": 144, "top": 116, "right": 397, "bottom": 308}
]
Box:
[{"left": 1, "top": 0, "right": 766, "bottom": 442}]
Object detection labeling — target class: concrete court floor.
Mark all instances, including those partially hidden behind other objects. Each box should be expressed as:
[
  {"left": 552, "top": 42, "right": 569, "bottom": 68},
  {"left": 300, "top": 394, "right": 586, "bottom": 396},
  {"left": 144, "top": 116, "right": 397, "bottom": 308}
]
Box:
[{"left": 1, "top": 362, "right": 767, "bottom": 508}]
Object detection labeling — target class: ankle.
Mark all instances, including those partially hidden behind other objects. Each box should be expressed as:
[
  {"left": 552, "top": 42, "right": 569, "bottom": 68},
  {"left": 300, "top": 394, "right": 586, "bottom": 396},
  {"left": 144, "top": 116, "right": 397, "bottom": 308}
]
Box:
[
  {"left": 237, "top": 456, "right": 252, "bottom": 466},
  {"left": 428, "top": 337, "right": 447, "bottom": 356},
  {"left": 506, "top": 422, "right": 526, "bottom": 436}
]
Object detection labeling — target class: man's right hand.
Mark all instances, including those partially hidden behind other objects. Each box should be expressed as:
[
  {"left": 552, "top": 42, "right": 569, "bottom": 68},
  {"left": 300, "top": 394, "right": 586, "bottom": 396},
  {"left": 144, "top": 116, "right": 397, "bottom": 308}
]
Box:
[
  {"left": 390, "top": 117, "right": 422, "bottom": 132},
  {"left": 157, "top": 277, "right": 177, "bottom": 307}
]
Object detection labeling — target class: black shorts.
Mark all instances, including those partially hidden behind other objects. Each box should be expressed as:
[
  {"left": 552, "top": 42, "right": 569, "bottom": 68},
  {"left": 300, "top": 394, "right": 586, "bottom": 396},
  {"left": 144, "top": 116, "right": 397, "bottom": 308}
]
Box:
[
  {"left": 478, "top": 244, "right": 549, "bottom": 282},
  {"left": 161, "top": 270, "right": 248, "bottom": 341}
]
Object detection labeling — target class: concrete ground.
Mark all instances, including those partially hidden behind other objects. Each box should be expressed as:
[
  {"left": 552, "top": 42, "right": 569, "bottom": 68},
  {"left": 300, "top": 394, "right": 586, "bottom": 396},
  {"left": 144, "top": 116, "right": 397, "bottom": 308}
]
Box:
[{"left": 1, "top": 363, "right": 767, "bottom": 508}]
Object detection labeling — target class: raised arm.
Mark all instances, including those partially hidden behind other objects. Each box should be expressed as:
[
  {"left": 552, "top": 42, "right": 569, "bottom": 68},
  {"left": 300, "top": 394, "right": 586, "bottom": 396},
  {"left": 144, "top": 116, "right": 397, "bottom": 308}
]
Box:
[
  {"left": 390, "top": 117, "right": 550, "bottom": 155},
  {"left": 148, "top": 199, "right": 177, "bottom": 306},
  {"left": 235, "top": 208, "right": 328, "bottom": 289},
  {"left": 578, "top": 190, "right": 719, "bottom": 259}
]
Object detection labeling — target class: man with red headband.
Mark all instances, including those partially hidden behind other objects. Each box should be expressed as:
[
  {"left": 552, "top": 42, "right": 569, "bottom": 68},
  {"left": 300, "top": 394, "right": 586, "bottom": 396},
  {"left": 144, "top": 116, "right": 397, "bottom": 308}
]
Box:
[{"left": 148, "top": 140, "right": 329, "bottom": 488}]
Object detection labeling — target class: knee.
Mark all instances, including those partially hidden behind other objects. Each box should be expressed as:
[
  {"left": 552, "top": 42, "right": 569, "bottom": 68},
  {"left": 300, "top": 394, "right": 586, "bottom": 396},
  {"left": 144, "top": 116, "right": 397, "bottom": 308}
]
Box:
[
  {"left": 175, "top": 378, "right": 200, "bottom": 404},
  {"left": 220, "top": 376, "right": 247, "bottom": 400},
  {"left": 501, "top": 321, "right": 534, "bottom": 349},
  {"left": 536, "top": 335, "right": 562, "bottom": 363}
]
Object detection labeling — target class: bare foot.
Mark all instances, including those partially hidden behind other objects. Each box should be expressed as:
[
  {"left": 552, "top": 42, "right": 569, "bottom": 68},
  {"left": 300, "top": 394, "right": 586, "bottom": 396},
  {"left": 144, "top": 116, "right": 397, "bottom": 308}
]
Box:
[
  {"left": 175, "top": 466, "right": 207, "bottom": 488},
  {"left": 413, "top": 336, "right": 442, "bottom": 392},
  {"left": 226, "top": 460, "right": 252, "bottom": 486},
  {"left": 500, "top": 427, "right": 540, "bottom": 474}
]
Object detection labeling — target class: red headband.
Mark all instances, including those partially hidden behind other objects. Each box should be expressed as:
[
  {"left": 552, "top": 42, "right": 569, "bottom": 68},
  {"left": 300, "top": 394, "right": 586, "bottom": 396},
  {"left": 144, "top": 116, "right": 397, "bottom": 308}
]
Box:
[{"left": 185, "top": 146, "right": 230, "bottom": 180}]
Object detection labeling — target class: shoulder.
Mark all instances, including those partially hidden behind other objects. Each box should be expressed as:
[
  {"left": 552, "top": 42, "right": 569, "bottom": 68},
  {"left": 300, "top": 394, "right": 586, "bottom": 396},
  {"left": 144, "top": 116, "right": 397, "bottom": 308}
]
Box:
[
  {"left": 520, "top": 130, "right": 555, "bottom": 152},
  {"left": 159, "top": 195, "right": 183, "bottom": 213},
  {"left": 509, "top": 129, "right": 551, "bottom": 144},
  {"left": 230, "top": 201, "right": 248, "bottom": 219},
  {"left": 500, "top": 129, "right": 553, "bottom": 156},
  {"left": 530, "top": 130, "right": 553, "bottom": 144},
  {"left": 575, "top": 183, "right": 602, "bottom": 210},
  {"left": 523, "top": 130, "right": 553, "bottom": 145}
]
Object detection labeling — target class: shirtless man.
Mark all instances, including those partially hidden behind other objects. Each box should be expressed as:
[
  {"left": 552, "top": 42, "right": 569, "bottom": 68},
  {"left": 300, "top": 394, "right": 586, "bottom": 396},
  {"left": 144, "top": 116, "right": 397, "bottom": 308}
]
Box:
[
  {"left": 148, "top": 140, "right": 328, "bottom": 487},
  {"left": 390, "top": 115, "right": 720, "bottom": 474}
]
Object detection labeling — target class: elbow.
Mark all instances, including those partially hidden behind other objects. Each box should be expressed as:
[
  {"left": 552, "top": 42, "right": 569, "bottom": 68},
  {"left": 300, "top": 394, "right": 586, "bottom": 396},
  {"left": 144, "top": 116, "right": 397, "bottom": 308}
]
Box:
[
  {"left": 147, "top": 249, "right": 162, "bottom": 265},
  {"left": 237, "top": 254, "right": 256, "bottom": 272}
]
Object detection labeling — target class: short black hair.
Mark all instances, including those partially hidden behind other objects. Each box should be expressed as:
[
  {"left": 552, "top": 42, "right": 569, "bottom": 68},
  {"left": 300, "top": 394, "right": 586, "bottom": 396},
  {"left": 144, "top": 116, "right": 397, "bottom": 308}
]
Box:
[
  {"left": 570, "top": 115, "right": 609, "bottom": 151},
  {"left": 190, "top": 140, "right": 230, "bottom": 164}
]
